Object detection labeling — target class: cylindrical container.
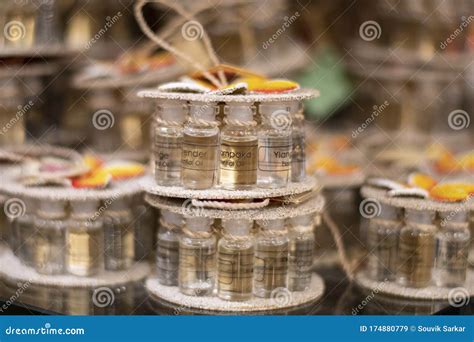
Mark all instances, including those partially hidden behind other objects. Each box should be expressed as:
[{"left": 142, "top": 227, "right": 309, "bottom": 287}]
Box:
[
  {"left": 154, "top": 101, "right": 187, "bottom": 186},
  {"left": 254, "top": 219, "right": 289, "bottom": 298},
  {"left": 179, "top": 216, "right": 216, "bottom": 296},
  {"left": 181, "top": 101, "right": 219, "bottom": 189},
  {"left": 290, "top": 101, "right": 305, "bottom": 182},
  {"left": 434, "top": 211, "right": 470, "bottom": 287},
  {"left": 157, "top": 209, "right": 182, "bottom": 286},
  {"left": 288, "top": 214, "right": 314, "bottom": 291},
  {"left": 219, "top": 102, "right": 258, "bottom": 189},
  {"left": 103, "top": 199, "right": 135, "bottom": 271},
  {"left": 133, "top": 198, "right": 156, "bottom": 261},
  {"left": 257, "top": 102, "right": 292, "bottom": 188},
  {"left": 366, "top": 203, "right": 401, "bottom": 281},
  {"left": 396, "top": 209, "right": 436, "bottom": 288},
  {"left": 217, "top": 219, "right": 254, "bottom": 301},
  {"left": 66, "top": 200, "right": 103, "bottom": 276}
]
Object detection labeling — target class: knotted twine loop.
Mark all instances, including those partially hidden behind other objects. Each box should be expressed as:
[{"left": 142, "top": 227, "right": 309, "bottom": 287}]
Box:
[
  {"left": 191, "top": 198, "right": 270, "bottom": 210},
  {"left": 258, "top": 227, "right": 289, "bottom": 238},
  {"left": 182, "top": 226, "right": 213, "bottom": 239},
  {"left": 223, "top": 118, "right": 258, "bottom": 127},
  {"left": 155, "top": 117, "right": 184, "bottom": 127},
  {"left": 159, "top": 217, "right": 182, "bottom": 231},
  {"left": 187, "top": 117, "right": 220, "bottom": 127},
  {"left": 134, "top": 0, "right": 227, "bottom": 88}
]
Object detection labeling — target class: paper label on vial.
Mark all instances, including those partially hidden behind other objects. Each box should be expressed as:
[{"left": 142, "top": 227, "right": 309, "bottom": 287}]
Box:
[
  {"left": 181, "top": 135, "right": 218, "bottom": 172},
  {"left": 220, "top": 141, "right": 258, "bottom": 185},
  {"left": 292, "top": 135, "right": 305, "bottom": 163},
  {"left": 258, "top": 138, "right": 291, "bottom": 172},
  {"left": 154, "top": 136, "right": 182, "bottom": 171}
]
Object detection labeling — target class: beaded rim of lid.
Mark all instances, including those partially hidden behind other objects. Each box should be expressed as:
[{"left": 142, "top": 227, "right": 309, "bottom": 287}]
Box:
[
  {"left": 144, "top": 193, "right": 324, "bottom": 220},
  {"left": 361, "top": 185, "right": 474, "bottom": 212},
  {"left": 143, "top": 176, "right": 319, "bottom": 200},
  {"left": 137, "top": 87, "right": 319, "bottom": 103},
  {"left": 146, "top": 274, "right": 324, "bottom": 312},
  {"left": 0, "top": 245, "right": 151, "bottom": 288},
  {"left": 73, "top": 63, "right": 185, "bottom": 90},
  {"left": 355, "top": 270, "right": 474, "bottom": 301}
]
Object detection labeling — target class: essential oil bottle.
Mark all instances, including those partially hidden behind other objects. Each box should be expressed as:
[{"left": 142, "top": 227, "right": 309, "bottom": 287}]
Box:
[
  {"left": 366, "top": 204, "right": 401, "bottom": 281},
  {"left": 179, "top": 217, "right": 216, "bottom": 296},
  {"left": 34, "top": 199, "right": 67, "bottom": 275},
  {"left": 132, "top": 196, "right": 156, "bottom": 261},
  {"left": 181, "top": 101, "right": 219, "bottom": 189},
  {"left": 290, "top": 101, "right": 306, "bottom": 182},
  {"left": 434, "top": 211, "right": 470, "bottom": 287},
  {"left": 103, "top": 198, "right": 135, "bottom": 271},
  {"left": 66, "top": 200, "right": 103, "bottom": 276},
  {"left": 288, "top": 214, "right": 315, "bottom": 291},
  {"left": 157, "top": 209, "right": 183, "bottom": 286},
  {"left": 219, "top": 102, "right": 258, "bottom": 189},
  {"left": 154, "top": 100, "right": 187, "bottom": 186},
  {"left": 397, "top": 209, "right": 436, "bottom": 288},
  {"left": 217, "top": 219, "right": 254, "bottom": 301},
  {"left": 257, "top": 102, "right": 292, "bottom": 188},
  {"left": 11, "top": 196, "right": 37, "bottom": 265},
  {"left": 254, "top": 219, "right": 289, "bottom": 298}
]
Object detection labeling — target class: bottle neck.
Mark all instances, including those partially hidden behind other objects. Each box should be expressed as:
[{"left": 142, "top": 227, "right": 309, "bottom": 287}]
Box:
[{"left": 189, "top": 102, "right": 216, "bottom": 122}]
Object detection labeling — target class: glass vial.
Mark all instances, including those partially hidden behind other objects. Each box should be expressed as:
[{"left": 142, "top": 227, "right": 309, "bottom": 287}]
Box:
[
  {"left": 434, "top": 211, "right": 470, "bottom": 287},
  {"left": 13, "top": 214, "right": 35, "bottom": 266},
  {"left": 34, "top": 199, "right": 67, "bottom": 275},
  {"left": 154, "top": 101, "right": 186, "bottom": 186},
  {"left": 397, "top": 209, "right": 436, "bottom": 288},
  {"left": 0, "top": 80, "right": 26, "bottom": 145},
  {"left": 133, "top": 199, "right": 156, "bottom": 261},
  {"left": 181, "top": 101, "right": 219, "bottom": 189},
  {"left": 66, "top": 200, "right": 103, "bottom": 276},
  {"left": 366, "top": 204, "right": 401, "bottom": 281},
  {"left": 179, "top": 217, "right": 216, "bottom": 296},
  {"left": 254, "top": 219, "right": 289, "bottom": 298},
  {"left": 288, "top": 214, "right": 315, "bottom": 291},
  {"left": 219, "top": 103, "right": 258, "bottom": 189},
  {"left": 157, "top": 209, "right": 183, "bottom": 286},
  {"left": 218, "top": 219, "right": 254, "bottom": 301},
  {"left": 290, "top": 101, "right": 306, "bottom": 182},
  {"left": 257, "top": 102, "right": 292, "bottom": 188}
]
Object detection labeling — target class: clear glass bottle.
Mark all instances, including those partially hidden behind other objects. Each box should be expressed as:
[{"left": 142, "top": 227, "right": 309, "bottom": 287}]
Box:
[
  {"left": 132, "top": 197, "right": 156, "bottom": 261},
  {"left": 66, "top": 200, "right": 103, "bottom": 276},
  {"left": 13, "top": 214, "right": 35, "bottom": 266},
  {"left": 257, "top": 102, "right": 292, "bottom": 188},
  {"left": 104, "top": 199, "right": 135, "bottom": 271},
  {"left": 219, "top": 102, "right": 258, "bottom": 189},
  {"left": 434, "top": 211, "right": 470, "bottom": 287},
  {"left": 218, "top": 219, "right": 254, "bottom": 301},
  {"left": 290, "top": 101, "right": 306, "bottom": 182},
  {"left": 34, "top": 198, "right": 67, "bottom": 275},
  {"left": 0, "top": 80, "right": 26, "bottom": 145},
  {"left": 179, "top": 217, "right": 216, "bottom": 296},
  {"left": 288, "top": 214, "right": 315, "bottom": 291},
  {"left": 366, "top": 204, "right": 401, "bottom": 281},
  {"left": 254, "top": 219, "right": 289, "bottom": 298},
  {"left": 397, "top": 209, "right": 436, "bottom": 288},
  {"left": 154, "top": 101, "right": 187, "bottom": 186},
  {"left": 157, "top": 209, "right": 183, "bottom": 286},
  {"left": 181, "top": 101, "right": 219, "bottom": 189}
]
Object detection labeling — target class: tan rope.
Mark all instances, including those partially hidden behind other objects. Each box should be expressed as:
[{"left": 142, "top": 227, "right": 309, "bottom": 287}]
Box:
[
  {"left": 258, "top": 227, "right": 289, "bottom": 238},
  {"left": 223, "top": 118, "right": 257, "bottom": 127},
  {"left": 182, "top": 226, "right": 213, "bottom": 239},
  {"left": 134, "top": 0, "right": 221, "bottom": 88},
  {"left": 159, "top": 217, "right": 181, "bottom": 231},
  {"left": 155, "top": 117, "right": 184, "bottom": 127},
  {"left": 191, "top": 198, "right": 270, "bottom": 210},
  {"left": 322, "top": 211, "right": 354, "bottom": 281},
  {"left": 187, "top": 117, "right": 220, "bottom": 127}
]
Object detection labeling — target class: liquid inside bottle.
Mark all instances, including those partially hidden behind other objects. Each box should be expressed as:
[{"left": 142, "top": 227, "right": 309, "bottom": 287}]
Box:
[
  {"left": 257, "top": 102, "right": 292, "bottom": 188},
  {"left": 366, "top": 204, "right": 401, "bottom": 281},
  {"left": 288, "top": 214, "right": 315, "bottom": 291},
  {"left": 254, "top": 219, "right": 289, "bottom": 298},
  {"left": 181, "top": 101, "right": 219, "bottom": 189},
  {"left": 219, "top": 103, "right": 258, "bottom": 189},
  {"left": 157, "top": 209, "right": 182, "bottom": 286},
  {"left": 15, "top": 215, "right": 36, "bottom": 266},
  {"left": 34, "top": 219, "right": 66, "bottom": 275},
  {"left": 218, "top": 219, "right": 254, "bottom": 301},
  {"left": 0, "top": 81, "right": 26, "bottom": 145},
  {"left": 154, "top": 101, "right": 186, "bottom": 186},
  {"left": 290, "top": 102, "right": 306, "bottom": 182},
  {"left": 179, "top": 217, "right": 216, "bottom": 296},
  {"left": 104, "top": 212, "right": 135, "bottom": 271},
  {"left": 434, "top": 212, "right": 470, "bottom": 287},
  {"left": 397, "top": 209, "right": 436, "bottom": 288}
]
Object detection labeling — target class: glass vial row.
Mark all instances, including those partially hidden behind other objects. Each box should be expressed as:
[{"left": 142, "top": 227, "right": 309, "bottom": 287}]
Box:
[{"left": 153, "top": 100, "right": 306, "bottom": 190}]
